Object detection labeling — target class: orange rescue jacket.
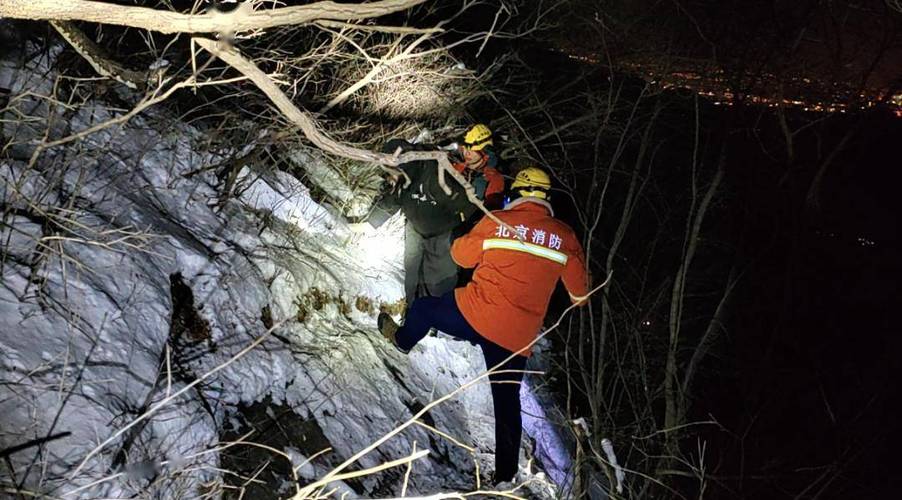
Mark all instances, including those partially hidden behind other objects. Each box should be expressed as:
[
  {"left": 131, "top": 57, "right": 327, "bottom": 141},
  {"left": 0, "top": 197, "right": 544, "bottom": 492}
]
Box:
[
  {"left": 451, "top": 197, "right": 589, "bottom": 355},
  {"left": 452, "top": 161, "right": 505, "bottom": 209}
]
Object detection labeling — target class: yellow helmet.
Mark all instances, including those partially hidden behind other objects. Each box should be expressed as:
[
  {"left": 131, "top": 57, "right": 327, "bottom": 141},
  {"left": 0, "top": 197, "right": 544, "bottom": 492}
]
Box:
[
  {"left": 463, "top": 124, "right": 493, "bottom": 151},
  {"left": 511, "top": 166, "right": 552, "bottom": 199}
]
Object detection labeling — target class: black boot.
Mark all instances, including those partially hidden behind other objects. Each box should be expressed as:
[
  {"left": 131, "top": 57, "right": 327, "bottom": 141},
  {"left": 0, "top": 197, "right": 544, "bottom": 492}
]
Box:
[
  {"left": 377, "top": 313, "right": 409, "bottom": 354},
  {"left": 490, "top": 469, "right": 516, "bottom": 486}
]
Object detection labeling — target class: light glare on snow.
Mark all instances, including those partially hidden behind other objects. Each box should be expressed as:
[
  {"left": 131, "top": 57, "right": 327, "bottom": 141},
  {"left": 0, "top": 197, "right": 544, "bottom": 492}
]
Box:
[{"left": 354, "top": 224, "right": 402, "bottom": 269}]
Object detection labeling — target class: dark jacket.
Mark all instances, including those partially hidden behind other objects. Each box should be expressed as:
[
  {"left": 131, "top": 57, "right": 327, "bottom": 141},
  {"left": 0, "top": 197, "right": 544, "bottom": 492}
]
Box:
[{"left": 368, "top": 139, "right": 477, "bottom": 237}]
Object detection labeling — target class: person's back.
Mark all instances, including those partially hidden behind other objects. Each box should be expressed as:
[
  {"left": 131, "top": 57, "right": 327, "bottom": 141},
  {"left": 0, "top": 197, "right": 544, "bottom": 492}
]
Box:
[
  {"left": 374, "top": 138, "right": 473, "bottom": 238},
  {"left": 451, "top": 195, "right": 587, "bottom": 354},
  {"left": 375, "top": 165, "right": 589, "bottom": 484}
]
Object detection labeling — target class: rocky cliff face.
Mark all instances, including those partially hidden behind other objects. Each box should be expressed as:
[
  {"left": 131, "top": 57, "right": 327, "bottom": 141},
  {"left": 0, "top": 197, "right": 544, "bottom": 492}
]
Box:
[{"left": 0, "top": 29, "right": 567, "bottom": 499}]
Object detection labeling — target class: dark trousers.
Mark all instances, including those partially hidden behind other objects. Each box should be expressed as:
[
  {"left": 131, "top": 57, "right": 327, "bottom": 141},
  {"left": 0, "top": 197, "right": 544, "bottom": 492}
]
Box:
[
  {"left": 404, "top": 223, "right": 458, "bottom": 303},
  {"left": 396, "top": 292, "right": 528, "bottom": 482}
]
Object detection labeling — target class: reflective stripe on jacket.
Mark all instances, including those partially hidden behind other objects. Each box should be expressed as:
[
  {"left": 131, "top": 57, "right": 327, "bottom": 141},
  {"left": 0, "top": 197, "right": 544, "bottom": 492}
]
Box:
[{"left": 451, "top": 198, "right": 589, "bottom": 355}]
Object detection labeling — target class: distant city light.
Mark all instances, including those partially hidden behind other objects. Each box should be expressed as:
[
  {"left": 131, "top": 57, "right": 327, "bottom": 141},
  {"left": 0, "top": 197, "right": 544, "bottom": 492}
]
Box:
[{"left": 554, "top": 48, "right": 902, "bottom": 117}]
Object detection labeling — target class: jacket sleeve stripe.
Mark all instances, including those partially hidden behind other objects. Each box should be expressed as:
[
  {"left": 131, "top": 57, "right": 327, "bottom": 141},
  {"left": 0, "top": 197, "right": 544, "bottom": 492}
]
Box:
[{"left": 482, "top": 238, "right": 568, "bottom": 265}]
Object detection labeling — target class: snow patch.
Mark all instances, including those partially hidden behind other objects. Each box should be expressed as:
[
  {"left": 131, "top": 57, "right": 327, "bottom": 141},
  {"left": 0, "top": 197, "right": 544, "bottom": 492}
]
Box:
[{"left": 0, "top": 34, "right": 572, "bottom": 499}]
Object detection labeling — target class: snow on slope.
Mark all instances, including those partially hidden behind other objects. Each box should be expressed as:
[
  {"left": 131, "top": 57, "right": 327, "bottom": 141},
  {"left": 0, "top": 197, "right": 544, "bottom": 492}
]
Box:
[{"left": 0, "top": 35, "right": 570, "bottom": 499}]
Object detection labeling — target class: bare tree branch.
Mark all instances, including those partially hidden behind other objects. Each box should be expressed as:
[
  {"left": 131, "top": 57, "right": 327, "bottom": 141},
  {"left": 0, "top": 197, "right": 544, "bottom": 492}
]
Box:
[
  {"left": 0, "top": 0, "right": 427, "bottom": 34},
  {"left": 192, "top": 37, "right": 521, "bottom": 237},
  {"left": 50, "top": 20, "right": 149, "bottom": 89},
  {"left": 313, "top": 19, "right": 443, "bottom": 35},
  {"left": 23, "top": 75, "right": 195, "bottom": 172}
]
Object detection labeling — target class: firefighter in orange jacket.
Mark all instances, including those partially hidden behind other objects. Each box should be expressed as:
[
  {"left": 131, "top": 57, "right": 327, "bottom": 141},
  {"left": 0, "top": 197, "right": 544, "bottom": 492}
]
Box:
[{"left": 378, "top": 166, "right": 589, "bottom": 484}]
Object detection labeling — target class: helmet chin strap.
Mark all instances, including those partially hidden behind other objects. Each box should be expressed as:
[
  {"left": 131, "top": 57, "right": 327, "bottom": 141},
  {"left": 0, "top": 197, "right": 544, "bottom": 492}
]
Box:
[{"left": 466, "top": 151, "right": 487, "bottom": 170}]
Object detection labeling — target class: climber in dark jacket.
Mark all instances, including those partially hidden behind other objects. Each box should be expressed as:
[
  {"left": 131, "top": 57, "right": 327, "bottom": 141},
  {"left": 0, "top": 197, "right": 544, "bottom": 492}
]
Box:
[{"left": 365, "top": 132, "right": 503, "bottom": 303}]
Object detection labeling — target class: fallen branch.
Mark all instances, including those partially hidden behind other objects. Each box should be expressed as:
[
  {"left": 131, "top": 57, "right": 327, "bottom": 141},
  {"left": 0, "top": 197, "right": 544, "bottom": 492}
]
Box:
[
  {"left": 1, "top": 0, "right": 427, "bottom": 35},
  {"left": 192, "top": 38, "right": 520, "bottom": 238}
]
